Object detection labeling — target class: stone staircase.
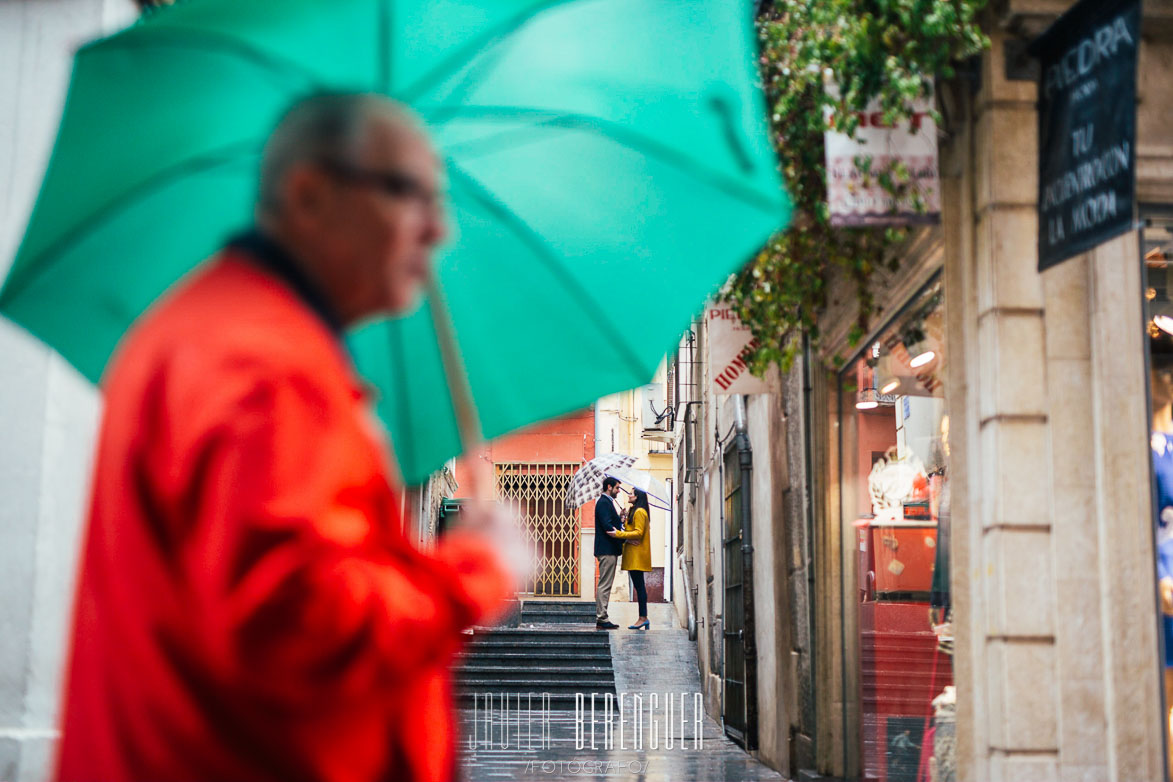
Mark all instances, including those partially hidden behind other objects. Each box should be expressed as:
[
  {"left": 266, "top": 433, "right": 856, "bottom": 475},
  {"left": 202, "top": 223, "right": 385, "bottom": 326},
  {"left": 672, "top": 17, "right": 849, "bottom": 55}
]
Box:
[
  {"left": 518, "top": 599, "right": 598, "bottom": 625},
  {"left": 455, "top": 601, "right": 616, "bottom": 709}
]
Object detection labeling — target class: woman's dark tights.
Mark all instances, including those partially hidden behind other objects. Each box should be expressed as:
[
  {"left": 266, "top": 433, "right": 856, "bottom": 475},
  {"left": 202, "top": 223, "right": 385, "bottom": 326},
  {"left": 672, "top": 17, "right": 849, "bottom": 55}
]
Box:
[{"left": 629, "top": 570, "right": 648, "bottom": 617}]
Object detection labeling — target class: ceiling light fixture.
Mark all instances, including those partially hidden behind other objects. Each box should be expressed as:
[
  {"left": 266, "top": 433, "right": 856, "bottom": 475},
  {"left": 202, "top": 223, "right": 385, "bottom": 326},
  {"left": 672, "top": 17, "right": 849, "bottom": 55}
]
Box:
[{"left": 910, "top": 350, "right": 935, "bottom": 368}]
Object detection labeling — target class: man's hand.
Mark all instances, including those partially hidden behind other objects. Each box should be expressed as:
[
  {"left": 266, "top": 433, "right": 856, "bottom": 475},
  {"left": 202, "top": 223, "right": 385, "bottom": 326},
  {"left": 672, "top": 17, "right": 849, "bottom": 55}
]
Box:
[{"left": 453, "top": 501, "right": 535, "bottom": 588}]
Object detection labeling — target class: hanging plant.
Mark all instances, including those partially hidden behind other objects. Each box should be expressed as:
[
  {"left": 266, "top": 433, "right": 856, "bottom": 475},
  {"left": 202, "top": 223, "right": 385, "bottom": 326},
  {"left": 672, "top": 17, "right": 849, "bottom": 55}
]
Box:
[{"left": 724, "top": 0, "right": 988, "bottom": 373}]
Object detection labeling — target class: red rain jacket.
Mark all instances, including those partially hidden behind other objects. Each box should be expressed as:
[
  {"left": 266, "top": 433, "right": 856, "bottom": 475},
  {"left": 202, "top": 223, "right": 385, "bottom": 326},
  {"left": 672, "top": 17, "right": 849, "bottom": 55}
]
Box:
[{"left": 55, "top": 252, "right": 510, "bottom": 782}]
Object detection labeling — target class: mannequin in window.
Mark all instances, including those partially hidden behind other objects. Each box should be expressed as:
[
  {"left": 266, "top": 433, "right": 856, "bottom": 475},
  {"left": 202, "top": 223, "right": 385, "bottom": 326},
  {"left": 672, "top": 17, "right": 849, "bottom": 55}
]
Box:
[
  {"left": 1151, "top": 352, "right": 1173, "bottom": 779},
  {"left": 867, "top": 444, "right": 928, "bottom": 522}
]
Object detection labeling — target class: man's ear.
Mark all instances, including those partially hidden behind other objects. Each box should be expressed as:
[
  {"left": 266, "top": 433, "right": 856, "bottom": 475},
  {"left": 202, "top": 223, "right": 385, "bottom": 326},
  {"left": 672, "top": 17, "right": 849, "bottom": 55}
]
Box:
[{"left": 284, "top": 165, "right": 330, "bottom": 226}]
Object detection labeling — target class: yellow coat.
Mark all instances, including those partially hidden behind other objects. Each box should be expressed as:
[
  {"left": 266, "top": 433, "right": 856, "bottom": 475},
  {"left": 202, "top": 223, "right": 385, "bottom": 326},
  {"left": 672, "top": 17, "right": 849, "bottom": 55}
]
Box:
[{"left": 612, "top": 507, "right": 652, "bottom": 572}]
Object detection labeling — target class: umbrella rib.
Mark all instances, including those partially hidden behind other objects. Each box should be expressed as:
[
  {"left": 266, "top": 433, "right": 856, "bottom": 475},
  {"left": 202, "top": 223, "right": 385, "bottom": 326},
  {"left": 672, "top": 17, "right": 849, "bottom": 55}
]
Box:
[
  {"left": 0, "top": 139, "right": 260, "bottom": 306},
  {"left": 83, "top": 27, "right": 322, "bottom": 92},
  {"left": 397, "top": 0, "right": 580, "bottom": 103},
  {"left": 445, "top": 161, "right": 652, "bottom": 383},
  {"left": 378, "top": 0, "right": 391, "bottom": 94},
  {"left": 385, "top": 317, "right": 418, "bottom": 481},
  {"left": 427, "top": 106, "right": 784, "bottom": 216}
]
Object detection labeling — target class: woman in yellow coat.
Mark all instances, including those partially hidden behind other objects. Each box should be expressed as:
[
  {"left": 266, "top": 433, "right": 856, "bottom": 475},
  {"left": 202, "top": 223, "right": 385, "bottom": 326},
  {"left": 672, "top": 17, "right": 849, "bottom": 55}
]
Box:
[{"left": 606, "top": 488, "right": 652, "bottom": 629}]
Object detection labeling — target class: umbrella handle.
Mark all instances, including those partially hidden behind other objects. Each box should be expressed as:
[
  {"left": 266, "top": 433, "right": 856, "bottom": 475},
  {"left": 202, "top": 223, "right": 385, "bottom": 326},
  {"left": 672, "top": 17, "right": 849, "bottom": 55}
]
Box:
[{"left": 424, "top": 277, "right": 492, "bottom": 502}]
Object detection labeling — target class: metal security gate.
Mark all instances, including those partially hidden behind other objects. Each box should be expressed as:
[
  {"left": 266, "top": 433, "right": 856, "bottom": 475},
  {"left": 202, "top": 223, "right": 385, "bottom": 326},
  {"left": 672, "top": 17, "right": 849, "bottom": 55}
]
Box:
[
  {"left": 722, "top": 447, "right": 749, "bottom": 745},
  {"left": 495, "top": 462, "right": 580, "bottom": 597}
]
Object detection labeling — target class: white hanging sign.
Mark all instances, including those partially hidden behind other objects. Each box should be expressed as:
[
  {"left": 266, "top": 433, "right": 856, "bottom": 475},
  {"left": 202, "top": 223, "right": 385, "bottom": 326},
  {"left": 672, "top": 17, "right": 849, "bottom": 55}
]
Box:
[
  {"left": 706, "top": 306, "right": 772, "bottom": 396},
  {"left": 823, "top": 91, "right": 941, "bottom": 226}
]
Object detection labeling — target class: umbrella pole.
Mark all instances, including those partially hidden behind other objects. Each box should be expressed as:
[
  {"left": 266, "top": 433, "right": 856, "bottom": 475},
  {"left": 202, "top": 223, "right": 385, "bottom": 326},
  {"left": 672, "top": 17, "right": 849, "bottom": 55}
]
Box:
[{"left": 424, "top": 277, "right": 493, "bottom": 502}]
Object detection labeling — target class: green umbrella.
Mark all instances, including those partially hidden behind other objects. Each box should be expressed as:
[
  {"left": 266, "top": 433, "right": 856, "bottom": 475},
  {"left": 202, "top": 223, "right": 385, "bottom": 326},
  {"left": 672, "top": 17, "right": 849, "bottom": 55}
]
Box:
[{"left": 0, "top": 0, "right": 790, "bottom": 485}]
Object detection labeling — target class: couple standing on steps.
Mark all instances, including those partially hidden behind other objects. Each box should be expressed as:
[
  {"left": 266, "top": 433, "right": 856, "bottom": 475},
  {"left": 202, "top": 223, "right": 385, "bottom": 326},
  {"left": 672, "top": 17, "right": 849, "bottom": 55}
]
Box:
[{"left": 594, "top": 477, "right": 652, "bottom": 630}]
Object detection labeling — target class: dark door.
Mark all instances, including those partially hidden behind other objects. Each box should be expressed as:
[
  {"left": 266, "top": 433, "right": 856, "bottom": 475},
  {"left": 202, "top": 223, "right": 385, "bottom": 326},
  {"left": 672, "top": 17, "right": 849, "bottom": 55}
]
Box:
[{"left": 722, "top": 446, "right": 748, "bottom": 744}]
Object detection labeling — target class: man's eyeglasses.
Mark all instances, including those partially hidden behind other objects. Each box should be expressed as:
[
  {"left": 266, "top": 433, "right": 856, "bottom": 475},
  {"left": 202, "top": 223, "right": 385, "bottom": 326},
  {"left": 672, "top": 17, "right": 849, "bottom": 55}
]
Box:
[{"left": 316, "top": 159, "right": 442, "bottom": 213}]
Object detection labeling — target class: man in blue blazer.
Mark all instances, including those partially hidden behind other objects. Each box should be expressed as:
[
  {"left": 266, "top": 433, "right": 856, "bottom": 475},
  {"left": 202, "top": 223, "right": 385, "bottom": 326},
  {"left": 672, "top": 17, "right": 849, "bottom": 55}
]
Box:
[{"left": 594, "top": 477, "right": 624, "bottom": 629}]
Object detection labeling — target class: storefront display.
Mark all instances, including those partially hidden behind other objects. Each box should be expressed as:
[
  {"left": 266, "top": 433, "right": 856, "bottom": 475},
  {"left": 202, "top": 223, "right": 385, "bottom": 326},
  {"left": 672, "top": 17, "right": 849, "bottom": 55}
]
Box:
[{"left": 840, "top": 279, "right": 953, "bottom": 782}]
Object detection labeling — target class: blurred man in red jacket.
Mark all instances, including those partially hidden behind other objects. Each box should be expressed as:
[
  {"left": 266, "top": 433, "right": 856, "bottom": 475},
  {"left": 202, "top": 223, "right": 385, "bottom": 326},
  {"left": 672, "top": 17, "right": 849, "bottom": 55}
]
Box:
[{"left": 55, "top": 93, "right": 516, "bottom": 782}]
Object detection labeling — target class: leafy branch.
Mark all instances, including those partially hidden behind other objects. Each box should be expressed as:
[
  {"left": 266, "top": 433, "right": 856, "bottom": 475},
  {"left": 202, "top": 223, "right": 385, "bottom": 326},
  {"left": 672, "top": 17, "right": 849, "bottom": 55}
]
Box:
[{"left": 723, "top": 0, "right": 988, "bottom": 373}]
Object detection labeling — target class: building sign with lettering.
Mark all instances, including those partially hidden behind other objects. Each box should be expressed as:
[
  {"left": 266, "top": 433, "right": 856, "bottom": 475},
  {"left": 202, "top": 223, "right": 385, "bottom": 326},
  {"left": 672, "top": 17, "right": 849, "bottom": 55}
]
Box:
[
  {"left": 1032, "top": 0, "right": 1139, "bottom": 271},
  {"left": 705, "top": 306, "right": 773, "bottom": 396},
  {"left": 823, "top": 91, "right": 940, "bottom": 226}
]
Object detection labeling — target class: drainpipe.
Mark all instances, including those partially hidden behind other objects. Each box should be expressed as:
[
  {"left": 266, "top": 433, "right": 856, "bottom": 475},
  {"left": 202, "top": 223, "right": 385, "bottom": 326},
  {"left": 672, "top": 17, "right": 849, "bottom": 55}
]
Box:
[
  {"left": 678, "top": 550, "right": 697, "bottom": 640},
  {"left": 594, "top": 401, "right": 603, "bottom": 455},
  {"left": 801, "top": 334, "right": 818, "bottom": 761},
  {"left": 676, "top": 400, "right": 703, "bottom": 641},
  {"left": 732, "top": 395, "right": 758, "bottom": 751}
]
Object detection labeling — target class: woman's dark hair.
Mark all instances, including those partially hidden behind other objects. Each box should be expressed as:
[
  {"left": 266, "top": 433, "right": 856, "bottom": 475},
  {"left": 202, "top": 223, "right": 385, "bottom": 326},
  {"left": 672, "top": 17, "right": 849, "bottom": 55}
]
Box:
[{"left": 630, "top": 488, "right": 650, "bottom": 518}]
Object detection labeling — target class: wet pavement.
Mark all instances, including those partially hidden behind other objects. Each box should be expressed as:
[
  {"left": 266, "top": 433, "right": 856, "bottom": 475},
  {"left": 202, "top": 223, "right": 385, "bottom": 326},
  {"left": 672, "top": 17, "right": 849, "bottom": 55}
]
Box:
[{"left": 457, "top": 601, "right": 785, "bottom": 782}]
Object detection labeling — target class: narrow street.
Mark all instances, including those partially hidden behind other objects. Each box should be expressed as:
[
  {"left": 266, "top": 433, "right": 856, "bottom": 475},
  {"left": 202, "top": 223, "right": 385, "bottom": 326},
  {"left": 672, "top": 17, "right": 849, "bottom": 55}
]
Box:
[
  {"left": 457, "top": 601, "right": 783, "bottom": 782},
  {"left": 4, "top": 2, "right": 1170, "bottom": 781}
]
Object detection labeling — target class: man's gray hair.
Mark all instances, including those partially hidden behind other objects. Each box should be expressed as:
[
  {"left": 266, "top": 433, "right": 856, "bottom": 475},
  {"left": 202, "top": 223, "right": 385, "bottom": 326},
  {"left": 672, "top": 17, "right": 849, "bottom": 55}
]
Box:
[{"left": 258, "top": 92, "right": 419, "bottom": 215}]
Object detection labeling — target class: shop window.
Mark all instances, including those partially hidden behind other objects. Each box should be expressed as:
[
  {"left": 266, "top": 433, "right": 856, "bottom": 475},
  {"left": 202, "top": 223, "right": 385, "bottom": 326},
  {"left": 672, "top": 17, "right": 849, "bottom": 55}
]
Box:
[
  {"left": 1143, "top": 205, "right": 1173, "bottom": 780},
  {"left": 839, "top": 279, "right": 954, "bottom": 782}
]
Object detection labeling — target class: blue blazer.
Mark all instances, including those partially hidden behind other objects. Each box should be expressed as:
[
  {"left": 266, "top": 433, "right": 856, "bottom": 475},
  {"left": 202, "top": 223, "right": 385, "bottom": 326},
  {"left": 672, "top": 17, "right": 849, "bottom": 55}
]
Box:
[{"left": 594, "top": 495, "right": 624, "bottom": 557}]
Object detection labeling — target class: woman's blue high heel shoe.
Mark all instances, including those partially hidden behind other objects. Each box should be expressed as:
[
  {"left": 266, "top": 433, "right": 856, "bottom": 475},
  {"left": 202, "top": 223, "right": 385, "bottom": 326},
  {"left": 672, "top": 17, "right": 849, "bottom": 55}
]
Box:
[{"left": 628, "top": 620, "right": 650, "bottom": 630}]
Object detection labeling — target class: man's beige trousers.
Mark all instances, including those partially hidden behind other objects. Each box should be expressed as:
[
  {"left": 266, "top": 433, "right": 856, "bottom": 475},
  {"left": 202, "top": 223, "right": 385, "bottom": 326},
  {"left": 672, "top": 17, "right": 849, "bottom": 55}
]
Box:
[{"left": 595, "top": 555, "right": 619, "bottom": 622}]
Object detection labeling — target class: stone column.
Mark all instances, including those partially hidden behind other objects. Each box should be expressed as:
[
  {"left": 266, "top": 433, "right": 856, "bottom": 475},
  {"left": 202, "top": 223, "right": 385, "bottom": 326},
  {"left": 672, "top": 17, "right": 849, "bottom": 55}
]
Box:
[
  {"left": 1084, "top": 229, "right": 1163, "bottom": 782},
  {"left": 949, "top": 22, "right": 1166, "bottom": 782},
  {"left": 949, "top": 29, "right": 1061, "bottom": 781}
]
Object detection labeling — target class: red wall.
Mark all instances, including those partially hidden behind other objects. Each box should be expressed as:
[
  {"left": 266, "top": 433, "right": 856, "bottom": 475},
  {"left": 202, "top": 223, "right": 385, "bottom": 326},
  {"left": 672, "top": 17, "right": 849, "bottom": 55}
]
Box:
[
  {"left": 453, "top": 407, "right": 597, "bottom": 528},
  {"left": 453, "top": 408, "right": 595, "bottom": 485}
]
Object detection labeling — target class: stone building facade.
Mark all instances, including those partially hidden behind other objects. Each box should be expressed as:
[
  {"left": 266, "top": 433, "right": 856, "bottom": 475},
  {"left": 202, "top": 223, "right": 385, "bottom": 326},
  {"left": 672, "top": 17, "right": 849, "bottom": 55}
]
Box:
[
  {"left": 672, "top": 2, "right": 1173, "bottom": 780},
  {"left": 938, "top": 4, "right": 1169, "bottom": 777}
]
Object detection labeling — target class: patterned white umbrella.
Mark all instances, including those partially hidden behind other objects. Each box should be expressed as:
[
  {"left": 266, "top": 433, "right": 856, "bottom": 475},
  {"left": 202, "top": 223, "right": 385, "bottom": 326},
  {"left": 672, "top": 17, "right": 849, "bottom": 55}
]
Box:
[{"left": 565, "top": 454, "right": 669, "bottom": 510}]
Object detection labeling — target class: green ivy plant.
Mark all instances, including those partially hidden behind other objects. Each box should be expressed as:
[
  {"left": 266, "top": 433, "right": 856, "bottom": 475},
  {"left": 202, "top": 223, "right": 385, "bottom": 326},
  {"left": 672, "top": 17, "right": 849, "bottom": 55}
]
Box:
[{"left": 723, "top": 0, "right": 988, "bottom": 373}]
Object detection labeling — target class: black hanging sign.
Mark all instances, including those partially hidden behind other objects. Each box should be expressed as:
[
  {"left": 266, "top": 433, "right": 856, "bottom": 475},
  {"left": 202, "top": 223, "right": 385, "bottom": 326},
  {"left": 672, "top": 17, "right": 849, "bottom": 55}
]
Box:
[{"left": 1031, "top": 0, "right": 1140, "bottom": 271}]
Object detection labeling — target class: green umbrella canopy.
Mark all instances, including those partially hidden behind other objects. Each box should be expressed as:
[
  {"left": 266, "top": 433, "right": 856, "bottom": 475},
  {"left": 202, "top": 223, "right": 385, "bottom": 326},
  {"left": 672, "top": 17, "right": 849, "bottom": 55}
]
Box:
[{"left": 0, "top": 0, "right": 790, "bottom": 485}]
